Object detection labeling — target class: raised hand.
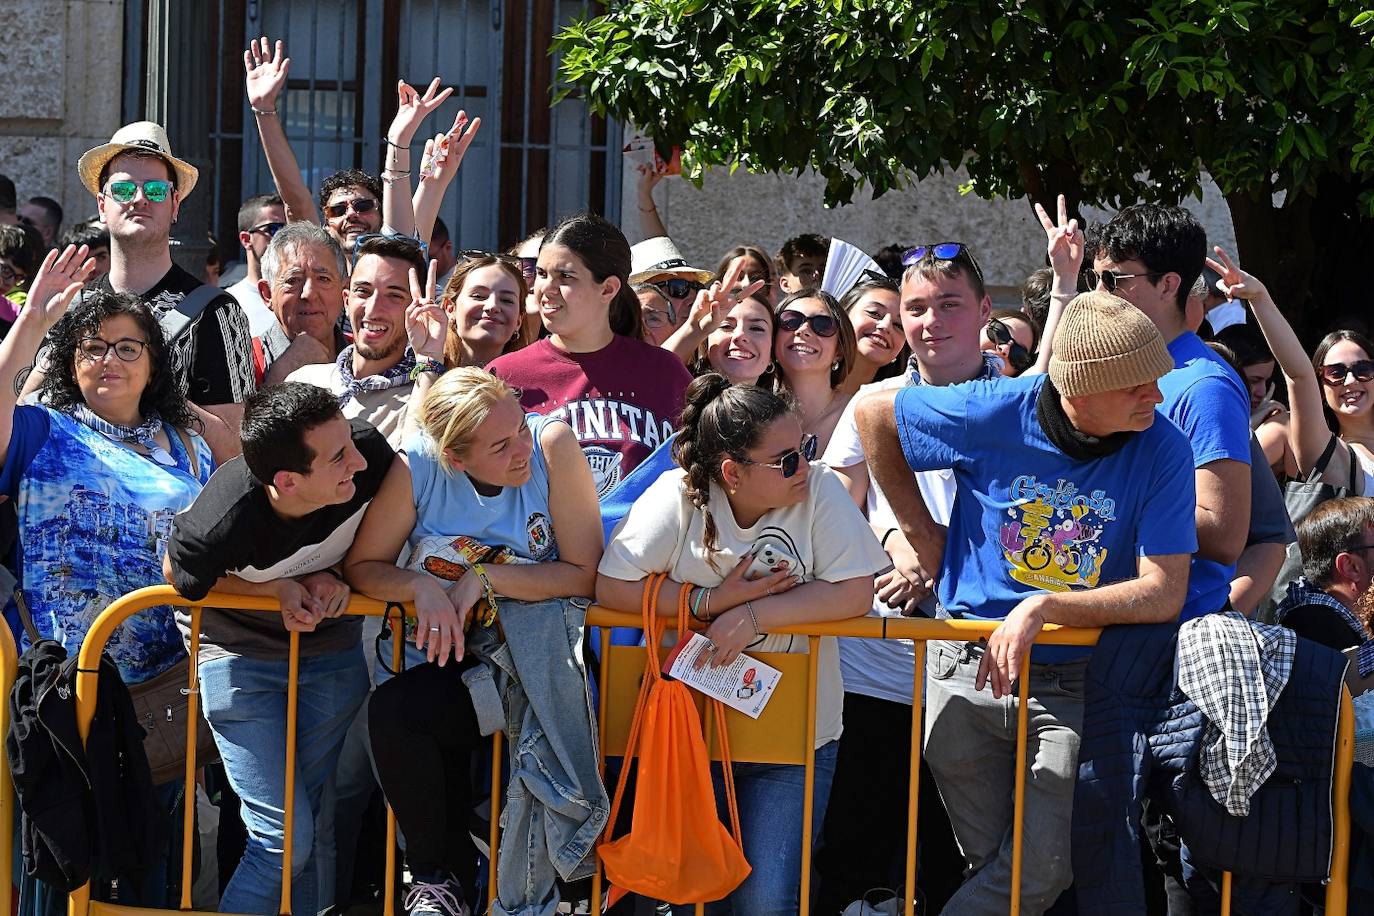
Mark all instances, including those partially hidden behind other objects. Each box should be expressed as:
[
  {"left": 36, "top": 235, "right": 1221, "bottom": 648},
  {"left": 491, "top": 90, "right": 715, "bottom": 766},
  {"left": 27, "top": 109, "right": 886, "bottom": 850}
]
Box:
[
  {"left": 406, "top": 259, "right": 449, "bottom": 361},
  {"left": 23, "top": 245, "right": 94, "bottom": 330},
  {"left": 1033, "top": 193, "right": 1084, "bottom": 280},
  {"left": 420, "top": 110, "right": 482, "bottom": 181},
  {"left": 244, "top": 37, "right": 290, "bottom": 111},
  {"left": 388, "top": 78, "right": 455, "bottom": 148},
  {"left": 1205, "top": 246, "right": 1270, "bottom": 305}
]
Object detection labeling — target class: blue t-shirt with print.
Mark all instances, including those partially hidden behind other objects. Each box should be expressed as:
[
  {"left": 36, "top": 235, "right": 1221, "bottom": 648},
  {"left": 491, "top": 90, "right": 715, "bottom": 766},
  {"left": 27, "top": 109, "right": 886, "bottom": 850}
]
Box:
[
  {"left": 895, "top": 374, "right": 1198, "bottom": 661},
  {"left": 1158, "top": 331, "right": 1253, "bottom": 620}
]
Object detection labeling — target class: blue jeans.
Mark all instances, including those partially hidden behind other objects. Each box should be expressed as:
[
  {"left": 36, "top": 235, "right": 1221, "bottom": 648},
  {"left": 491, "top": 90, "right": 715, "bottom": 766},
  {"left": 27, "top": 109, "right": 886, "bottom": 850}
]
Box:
[
  {"left": 673, "top": 739, "right": 838, "bottom": 916},
  {"left": 199, "top": 645, "right": 369, "bottom": 916}
]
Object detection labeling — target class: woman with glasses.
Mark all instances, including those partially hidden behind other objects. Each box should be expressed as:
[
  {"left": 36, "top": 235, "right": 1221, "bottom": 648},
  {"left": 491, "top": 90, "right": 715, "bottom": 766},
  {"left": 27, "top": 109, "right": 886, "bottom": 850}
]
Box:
[
  {"left": 0, "top": 247, "right": 211, "bottom": 912},
  {"left": 771, "top": 288, "right": 858, "bottom": 454},
  {"left": 0, "top": 245, "right": 211, "bottom": 673},
  {"left": 980, "top": 308, "right": 1039, "bottom": 378},
  {"left": 487, "top": 212, "right": 693, "bottom": 500},
  {"left": 440, "top": 253, "right": 528, "bottom": 367},
  {"left": 597, "top": 373, "right": 889, "bottom": 916},
  {"left": 1208, "top": 246, "right": 1372, "bottom": 495},
  {"left": 509, "top": 230, "right": 545, "bottom": 347},
  {"left": 837, "top": 273, "right": 906, "bottom": 395}
]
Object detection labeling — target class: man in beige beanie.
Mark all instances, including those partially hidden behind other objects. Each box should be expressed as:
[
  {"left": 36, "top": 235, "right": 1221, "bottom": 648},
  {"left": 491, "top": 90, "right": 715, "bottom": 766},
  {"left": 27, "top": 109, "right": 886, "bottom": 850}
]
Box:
[{"left": 855, "top": 290, "right": 1198, "bottom": 915}]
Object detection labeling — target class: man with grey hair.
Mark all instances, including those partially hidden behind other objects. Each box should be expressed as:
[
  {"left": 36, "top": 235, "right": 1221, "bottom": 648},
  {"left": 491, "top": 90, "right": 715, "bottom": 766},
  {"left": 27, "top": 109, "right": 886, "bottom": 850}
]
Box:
[{"left": 256, "top": 222, "right": 349, "bottom": 385}]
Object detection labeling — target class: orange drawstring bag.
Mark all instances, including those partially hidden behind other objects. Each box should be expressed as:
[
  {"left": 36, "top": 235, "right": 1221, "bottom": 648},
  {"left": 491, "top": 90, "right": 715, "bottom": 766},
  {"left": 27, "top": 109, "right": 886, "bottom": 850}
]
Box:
[{"left": 598, "top": 573, "right": 751, "bottom": 906}]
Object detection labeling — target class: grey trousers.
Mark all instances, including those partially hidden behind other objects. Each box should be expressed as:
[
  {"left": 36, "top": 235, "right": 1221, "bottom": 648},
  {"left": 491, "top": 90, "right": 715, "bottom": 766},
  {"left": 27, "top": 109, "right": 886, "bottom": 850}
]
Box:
[{"left": 923, "top": 640, "right": 1087, "bottom": 916}]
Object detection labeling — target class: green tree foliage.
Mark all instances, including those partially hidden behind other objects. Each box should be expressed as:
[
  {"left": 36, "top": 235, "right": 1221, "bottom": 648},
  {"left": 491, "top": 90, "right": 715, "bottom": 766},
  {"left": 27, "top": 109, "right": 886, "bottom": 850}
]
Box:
[{"left": 558, "top": 0, "right": 1374, "bottom": 337}]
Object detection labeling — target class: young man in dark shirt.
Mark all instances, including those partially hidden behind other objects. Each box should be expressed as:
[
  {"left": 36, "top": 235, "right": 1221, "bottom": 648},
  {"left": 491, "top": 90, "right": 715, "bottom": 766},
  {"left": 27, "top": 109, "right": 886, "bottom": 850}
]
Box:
[
  {"left": 164, "top": 382, "right": 394, "bottom": 916},
  {"left": 70, "top": 122, "right": 256, "bottom": 460}
]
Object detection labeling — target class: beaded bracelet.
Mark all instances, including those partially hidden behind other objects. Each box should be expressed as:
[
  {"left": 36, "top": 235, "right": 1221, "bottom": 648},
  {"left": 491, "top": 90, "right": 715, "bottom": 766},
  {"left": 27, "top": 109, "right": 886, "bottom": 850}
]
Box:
[
  {"left": 689, "top": 585, "right": 709, "bottom": 622},
  {"left": 251, "top": 106, "right": 277, "bottom": 117},
  {"left": 744, "top": 600, "right": 761, "bottom": 636}
]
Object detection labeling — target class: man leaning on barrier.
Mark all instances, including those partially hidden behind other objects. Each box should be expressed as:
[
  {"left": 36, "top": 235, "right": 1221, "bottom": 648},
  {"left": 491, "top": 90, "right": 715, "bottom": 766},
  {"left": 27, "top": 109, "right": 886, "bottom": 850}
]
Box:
[
  {"left": 162, "top": 381, "right": 395, "bottom": 916},
  {"left": 856, "top": 291, "right": 1198, "bottom": 915}
]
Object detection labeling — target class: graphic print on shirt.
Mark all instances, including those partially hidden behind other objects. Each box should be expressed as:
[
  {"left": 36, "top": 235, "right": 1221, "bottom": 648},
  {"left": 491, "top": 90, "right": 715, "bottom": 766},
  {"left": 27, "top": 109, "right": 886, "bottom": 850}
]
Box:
[
  {"left": 541, "top": 397, "right": 676, "bottom": 497},
  {"left": 997, "top": 475, "right": 1116, "bottom": 592}
]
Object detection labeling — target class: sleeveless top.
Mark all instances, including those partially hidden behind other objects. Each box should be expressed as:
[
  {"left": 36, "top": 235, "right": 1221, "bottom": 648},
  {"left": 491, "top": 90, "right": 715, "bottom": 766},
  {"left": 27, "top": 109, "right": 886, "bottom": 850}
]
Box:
[{"left": 404, "top": 413, "right": 563, "bottom": 562}]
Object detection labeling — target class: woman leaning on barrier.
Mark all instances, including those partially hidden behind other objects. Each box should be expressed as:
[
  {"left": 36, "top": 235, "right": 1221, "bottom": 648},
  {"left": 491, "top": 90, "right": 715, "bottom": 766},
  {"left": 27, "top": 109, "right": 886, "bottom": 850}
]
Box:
[
  {"left": 596, "top": 373, "right": 890, "bottom": 916},
  {"left": 344, "top": 313, "right": 606, "bottom": 916},
  {"left": 0, "top": 244, "right": 212, "bottom": 676}
]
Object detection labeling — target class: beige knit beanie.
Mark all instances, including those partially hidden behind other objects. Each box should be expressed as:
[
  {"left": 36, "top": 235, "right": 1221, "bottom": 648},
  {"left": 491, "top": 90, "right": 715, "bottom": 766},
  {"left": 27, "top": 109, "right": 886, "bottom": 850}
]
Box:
[{"left": 1048, "top": 291, "right": 1175, "bottom": 397}]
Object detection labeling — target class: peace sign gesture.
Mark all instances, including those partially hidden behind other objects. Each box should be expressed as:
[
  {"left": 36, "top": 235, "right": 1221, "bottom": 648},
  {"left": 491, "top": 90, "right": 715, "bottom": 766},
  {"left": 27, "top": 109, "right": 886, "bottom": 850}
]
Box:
[
  {"left": 1205, "top": 246, "right": 1270, "bottom": 306},
  {"left": 388, "top": 78, "right": 455, "bottom": 148},
  {"left": 406, "top": 258, "right": 449, "bottom": 362},
  {"left": 685, "top": 257, "right": 768, "bottom": 335},
  {"left": 24, "top": 245, "right": 95, "bottom": 332},
  {"left": 1033, "top": 193, "right": 1084, "bottom": 280},
  {"left": 244, "top": 37, "right": 290, "bottom": 111}
]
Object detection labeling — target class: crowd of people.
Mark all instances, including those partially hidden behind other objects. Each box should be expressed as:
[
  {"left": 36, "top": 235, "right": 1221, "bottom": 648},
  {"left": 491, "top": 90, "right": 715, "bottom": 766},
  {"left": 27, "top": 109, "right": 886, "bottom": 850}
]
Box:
[{"left": 1, "top": 31, "right": 1373, "bottom": 916}]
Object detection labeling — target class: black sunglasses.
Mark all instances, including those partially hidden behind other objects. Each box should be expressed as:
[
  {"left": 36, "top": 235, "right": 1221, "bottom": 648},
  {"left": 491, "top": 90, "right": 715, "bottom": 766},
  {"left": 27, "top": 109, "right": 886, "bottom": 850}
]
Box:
[
  {"left": 653, "top": 278, "right": 705, "bottom": 300},
  {"left": 250, "top": 221, "right": 286, "bottom": 238},
  {"left": 738, "top": 434, "right": 818, "bottom": 479},
  {"left": 778, "top": 309, "right": 839, "bottom": 338},
  {"left": 987, "top": 318, "right": 1034, "bottom": 372},
  {"left": 901, "top": 242, "right": 985, "bottom": 282},
  {"left": 1319, "top": 359, "right": 1374, "bottom": 386},
  {"left": 1081, "top": 268, "right": 1164, "bottom": 294},
  {"left": 324, "top": 197, "right": 378, "bottom": 218}
]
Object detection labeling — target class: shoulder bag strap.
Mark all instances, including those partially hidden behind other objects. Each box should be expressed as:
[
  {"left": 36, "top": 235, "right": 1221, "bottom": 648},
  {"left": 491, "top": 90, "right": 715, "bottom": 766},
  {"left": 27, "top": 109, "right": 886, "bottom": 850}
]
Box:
[
  {"left": 601, "top": 573, "right": 669, "bottom": 845},
  {"left": 173, "top": 426, "right": 200, "bottom": 479},
  {"left": 158, "top": 284, "right": 222, "bottom": 345},
  {"left": 12, "top": 588, "right": 41, "bottom": 645},
  {"left": 1306, "top": 433, "right": 1342, "bottom": 483},
  {"left": 1348, "top": 442, "right": 1360, "bottom": 494}
]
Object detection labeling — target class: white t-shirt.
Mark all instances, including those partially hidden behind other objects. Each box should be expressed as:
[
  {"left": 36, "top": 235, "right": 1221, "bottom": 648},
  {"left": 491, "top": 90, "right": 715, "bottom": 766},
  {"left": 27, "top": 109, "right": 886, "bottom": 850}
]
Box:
[
  {"left": 287, "top": 361, "right": 415, "bottom": 449},
  {"left": 823, "top": 375, "right": 957, "bottom": 706},
  {"left": 599, "top": 464, "right": 890, "bottom": 746}
]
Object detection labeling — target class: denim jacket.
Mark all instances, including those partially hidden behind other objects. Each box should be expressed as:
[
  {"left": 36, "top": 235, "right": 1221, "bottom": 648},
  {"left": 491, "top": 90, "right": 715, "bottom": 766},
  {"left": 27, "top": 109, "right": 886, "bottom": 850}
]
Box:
[{"left": 464, "top": 596, "right": 610, "bottom": 916}]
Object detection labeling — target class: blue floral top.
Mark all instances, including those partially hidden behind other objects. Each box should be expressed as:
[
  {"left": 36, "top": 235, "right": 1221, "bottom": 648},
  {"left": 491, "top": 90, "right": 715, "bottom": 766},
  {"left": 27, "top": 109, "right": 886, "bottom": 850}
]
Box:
[{"left": 0, "top": 406, "right": 213, "bottom": 684}]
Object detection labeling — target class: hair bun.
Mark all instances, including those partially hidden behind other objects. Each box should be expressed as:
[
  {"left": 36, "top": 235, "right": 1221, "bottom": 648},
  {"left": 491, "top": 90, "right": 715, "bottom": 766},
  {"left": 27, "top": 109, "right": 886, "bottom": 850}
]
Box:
[{"left": 684, "top": 372, "right": 733, "bottom": 410}]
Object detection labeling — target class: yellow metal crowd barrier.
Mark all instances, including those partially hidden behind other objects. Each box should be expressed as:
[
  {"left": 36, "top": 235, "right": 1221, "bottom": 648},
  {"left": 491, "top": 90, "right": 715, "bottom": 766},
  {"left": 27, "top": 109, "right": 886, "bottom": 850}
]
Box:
[
  {"left": 56, "top": 586, "right": 1355, "bottom": 916},
  {"left": 0, "top": 617, "right": 17, "bottom": 916}
]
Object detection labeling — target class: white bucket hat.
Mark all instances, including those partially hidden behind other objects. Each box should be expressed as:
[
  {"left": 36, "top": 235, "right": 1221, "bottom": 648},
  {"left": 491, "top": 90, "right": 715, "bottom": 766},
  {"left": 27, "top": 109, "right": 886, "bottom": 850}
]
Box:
[
  {"left": 77, "top": 121, "right": 199, "bottom": 199},
  {"left": 629, "top": 236, "right": 713, "bottom": 285}
]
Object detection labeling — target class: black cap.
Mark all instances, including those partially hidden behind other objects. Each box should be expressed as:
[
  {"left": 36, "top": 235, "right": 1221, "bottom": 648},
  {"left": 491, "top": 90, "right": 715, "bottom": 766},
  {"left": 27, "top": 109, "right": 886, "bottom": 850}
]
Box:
[{"left": 0, "top": 174, "right": 14, "bottom": 212}]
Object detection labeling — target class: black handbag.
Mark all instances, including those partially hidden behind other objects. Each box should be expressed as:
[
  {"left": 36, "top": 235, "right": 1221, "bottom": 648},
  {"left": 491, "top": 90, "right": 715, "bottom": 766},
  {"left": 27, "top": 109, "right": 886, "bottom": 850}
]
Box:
[{"left": 1260, "top": 434, "right": 1360, "bottom": 620}]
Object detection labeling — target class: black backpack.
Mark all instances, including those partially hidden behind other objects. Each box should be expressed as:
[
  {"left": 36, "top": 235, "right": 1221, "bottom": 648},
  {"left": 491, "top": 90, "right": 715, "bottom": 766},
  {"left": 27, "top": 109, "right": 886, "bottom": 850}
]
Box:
[{"left": 5, "top": 640, "right": 165, "bottom": 891}]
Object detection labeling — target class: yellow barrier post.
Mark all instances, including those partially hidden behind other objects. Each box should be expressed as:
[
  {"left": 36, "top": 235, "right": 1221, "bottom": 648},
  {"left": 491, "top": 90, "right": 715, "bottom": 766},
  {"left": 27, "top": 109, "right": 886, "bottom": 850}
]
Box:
[
  {"left": 902, "top": 639, "right": 925, "bottom": 916},
  {"left": 0, "top": 618, "right": 18, "bottom": 916}
]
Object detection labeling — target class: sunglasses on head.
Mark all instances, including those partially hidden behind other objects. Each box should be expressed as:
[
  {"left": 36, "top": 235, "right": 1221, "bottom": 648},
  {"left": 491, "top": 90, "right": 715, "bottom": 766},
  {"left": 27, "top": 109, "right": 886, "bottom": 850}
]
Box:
[
  {"left": 777, "top": 309, "right": 839, "bottom": 338},
  {"left": 1080, "top": 268, "right": 1164, "bottom": 294},
  {"left": 352, "top": 232, "right": 429, "bottom": 259},
  {"left": 106, "top": 179, "right": 172, "bottom": 204},
  {"left": 1319, "top": 359, "right": 1374, "bottom": 386},
  {"left": 986, "top": 318, "right": 1034, "bottom": 372},
  {"left": 739, "top": 434, "right": 818, "bottom": 479},
  {"left": 653, "top": 278, "right": 705, "bottom": 300},
  {"left": 901, "top": 242, "right": 985, "bottom": 282},
  {"left": 459, "top": 249, "right": 522, "bottom": 269},
  {"left": 324, "top": 197, "right": 378, "bottom": 218}
]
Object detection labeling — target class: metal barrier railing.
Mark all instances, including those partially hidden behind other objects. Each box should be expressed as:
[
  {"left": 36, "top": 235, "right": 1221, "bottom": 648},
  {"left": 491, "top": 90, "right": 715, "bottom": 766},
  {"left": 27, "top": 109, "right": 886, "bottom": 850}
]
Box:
[{"left": 60, "top": 586, "right": 1354, "bottom": 916}]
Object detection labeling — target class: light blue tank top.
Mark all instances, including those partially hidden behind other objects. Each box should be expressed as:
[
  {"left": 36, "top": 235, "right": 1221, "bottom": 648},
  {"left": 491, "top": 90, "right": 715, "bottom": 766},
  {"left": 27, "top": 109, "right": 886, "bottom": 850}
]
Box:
[{"left": 404, "top": 413, "right": 562, "bottom": 562}]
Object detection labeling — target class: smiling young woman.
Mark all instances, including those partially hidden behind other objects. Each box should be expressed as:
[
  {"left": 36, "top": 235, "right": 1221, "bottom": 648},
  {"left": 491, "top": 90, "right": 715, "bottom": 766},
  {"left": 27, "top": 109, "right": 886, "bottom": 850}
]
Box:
[
  {"left": 486, "top": 212, "right": 693, "bottom": 500},
  {"left": 771, "top": 288, "right": 858, "bottom": 454}
]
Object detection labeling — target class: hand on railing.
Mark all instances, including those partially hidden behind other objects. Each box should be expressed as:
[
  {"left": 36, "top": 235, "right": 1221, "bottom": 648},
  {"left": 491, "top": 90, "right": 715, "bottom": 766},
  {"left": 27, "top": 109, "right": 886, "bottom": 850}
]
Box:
[
  {"left": 976, "top": 596, "right": 1046, "bottom": 699},
  {"left": 273, "top": 572, "right": 347, "bottom": 632},
  {"left": 412, "top": 577, "right": 468, "bottom": 666}
]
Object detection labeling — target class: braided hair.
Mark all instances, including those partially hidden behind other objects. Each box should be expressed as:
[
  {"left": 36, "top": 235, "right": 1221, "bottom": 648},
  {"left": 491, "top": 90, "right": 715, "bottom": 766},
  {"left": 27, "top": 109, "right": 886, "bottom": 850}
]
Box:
[{"left": 672, "top": 372, "right": 794, "bottom": 567}]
